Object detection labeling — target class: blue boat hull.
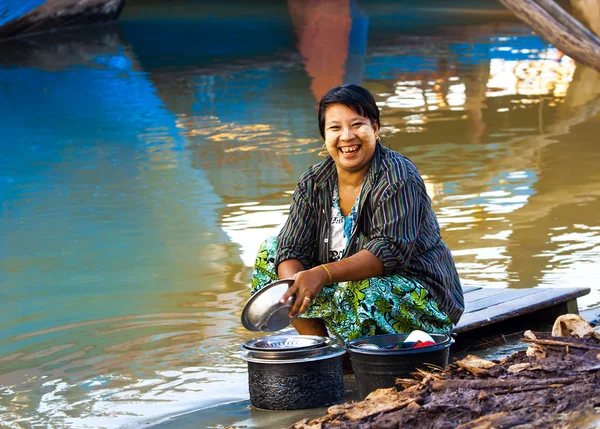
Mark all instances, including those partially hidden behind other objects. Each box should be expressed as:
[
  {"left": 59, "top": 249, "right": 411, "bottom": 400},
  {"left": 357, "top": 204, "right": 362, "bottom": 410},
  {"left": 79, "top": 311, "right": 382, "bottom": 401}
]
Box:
[{"left": 0, "top": 0, "right": 125, "bottom": 40}]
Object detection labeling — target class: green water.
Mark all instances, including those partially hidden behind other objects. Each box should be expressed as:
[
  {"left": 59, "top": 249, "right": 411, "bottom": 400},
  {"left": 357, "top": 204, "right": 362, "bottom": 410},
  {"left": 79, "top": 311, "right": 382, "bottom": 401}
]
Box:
[{"left": 1, "top": 1, "right": 600, "bottom": 427}]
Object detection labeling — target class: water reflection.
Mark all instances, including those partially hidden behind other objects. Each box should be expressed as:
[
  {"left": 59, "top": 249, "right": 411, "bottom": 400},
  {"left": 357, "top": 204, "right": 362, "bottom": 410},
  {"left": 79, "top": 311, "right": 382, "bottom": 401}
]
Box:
[
  {"left": 0, "top": 24, "right": 249, "bottom": 428},
  {"left": 288, "top": 0, "right": 369, "bottom": 99},
  {"left": 364, "top": 29, "right": 600, "bottom": 298},
  {"left": 1, "top": 2, "right": 600, "bottom": 427}
]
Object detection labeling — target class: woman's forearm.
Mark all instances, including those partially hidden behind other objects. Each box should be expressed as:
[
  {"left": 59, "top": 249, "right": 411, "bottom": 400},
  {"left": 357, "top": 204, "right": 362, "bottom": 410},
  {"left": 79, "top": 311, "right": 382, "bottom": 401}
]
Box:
[
  {"left": 320, "top": 250, "right": 384, "bottom": 283},
  {"left": 277, "top": 259, "right": 305, "bottom": 280}
]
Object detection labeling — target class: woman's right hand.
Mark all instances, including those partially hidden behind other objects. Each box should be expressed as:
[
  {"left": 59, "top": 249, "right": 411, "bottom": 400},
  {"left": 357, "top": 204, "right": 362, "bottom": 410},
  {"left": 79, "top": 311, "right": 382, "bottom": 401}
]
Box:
[{"left": 280, "top": 267, "right": 329, "bottom": 317}]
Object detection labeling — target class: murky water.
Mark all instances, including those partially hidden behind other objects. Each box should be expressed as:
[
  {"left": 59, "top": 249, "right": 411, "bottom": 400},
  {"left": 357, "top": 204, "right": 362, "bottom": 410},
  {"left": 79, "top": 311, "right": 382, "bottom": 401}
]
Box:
[{"left": 1, "top": 1, "right": 600, "bottom": 427}]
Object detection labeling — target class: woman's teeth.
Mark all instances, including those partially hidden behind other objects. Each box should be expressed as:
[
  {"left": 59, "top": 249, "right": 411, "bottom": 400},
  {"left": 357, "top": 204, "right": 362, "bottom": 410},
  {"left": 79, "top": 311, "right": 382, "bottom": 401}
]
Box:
[{"left": 340, "top": 146, "right": 359, "bottom": 154}]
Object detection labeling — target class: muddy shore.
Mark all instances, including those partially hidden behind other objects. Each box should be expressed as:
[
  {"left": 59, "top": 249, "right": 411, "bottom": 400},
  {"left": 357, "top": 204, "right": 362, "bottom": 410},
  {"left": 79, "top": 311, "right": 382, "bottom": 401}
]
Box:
[{"left": 290, "top": 315, "right": 600, "bottom": 429}]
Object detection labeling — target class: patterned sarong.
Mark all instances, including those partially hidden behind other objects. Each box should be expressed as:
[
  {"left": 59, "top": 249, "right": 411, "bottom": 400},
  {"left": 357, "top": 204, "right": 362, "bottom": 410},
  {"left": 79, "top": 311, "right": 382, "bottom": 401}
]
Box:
[{"left": 251, "top": 237, "right": 452, "bottom": 342}]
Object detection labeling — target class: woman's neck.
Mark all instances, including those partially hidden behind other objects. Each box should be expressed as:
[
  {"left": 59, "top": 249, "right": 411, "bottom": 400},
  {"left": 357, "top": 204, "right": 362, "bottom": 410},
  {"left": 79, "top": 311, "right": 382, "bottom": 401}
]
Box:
[
  {"left": 336, "top": 166, "right": 368, "bottom": 189},
  {"left": 336, "top": 167, "right": 367, "bottom": 217}
]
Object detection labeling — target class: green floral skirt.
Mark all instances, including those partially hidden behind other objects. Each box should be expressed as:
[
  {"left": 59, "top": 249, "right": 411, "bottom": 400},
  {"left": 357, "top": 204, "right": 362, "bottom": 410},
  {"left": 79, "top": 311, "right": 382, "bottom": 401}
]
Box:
[{"left": 251, "top": 237, "right": 452, "bottom": 343}]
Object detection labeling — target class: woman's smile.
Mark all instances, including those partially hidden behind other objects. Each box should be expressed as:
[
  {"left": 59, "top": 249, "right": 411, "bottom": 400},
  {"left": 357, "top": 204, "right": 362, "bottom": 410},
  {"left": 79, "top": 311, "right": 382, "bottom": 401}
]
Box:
[{"left": 339, "top": 145, "right": 360, "bottom": 155}]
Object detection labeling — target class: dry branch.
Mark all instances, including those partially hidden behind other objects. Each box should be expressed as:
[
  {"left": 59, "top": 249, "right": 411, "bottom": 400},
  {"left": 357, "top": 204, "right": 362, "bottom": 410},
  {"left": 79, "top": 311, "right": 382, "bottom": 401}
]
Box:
[
  {"left": 456, "top": 355, "right": 497, "bottom": 376},
  {"left": 327, "top": 388, "right": 421, "bottom": 421},
  {"left": 430, "top": 376, "right": 577, "bottom": 391},
  {"left": 455, "top": 412, "right": 529, "bottom": 429},
  {"left": 522, "top": 337, "right": 600, "bottom": 350}
]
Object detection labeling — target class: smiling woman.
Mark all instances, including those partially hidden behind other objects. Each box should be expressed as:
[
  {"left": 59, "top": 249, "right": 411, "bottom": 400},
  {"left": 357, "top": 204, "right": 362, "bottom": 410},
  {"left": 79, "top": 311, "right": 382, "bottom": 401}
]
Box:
[
  {"left": 322, "top": 104, "right": 378, "bottom": 178},
  {"left": 250, "top": 84, "right": 465, "bottom": 346}
]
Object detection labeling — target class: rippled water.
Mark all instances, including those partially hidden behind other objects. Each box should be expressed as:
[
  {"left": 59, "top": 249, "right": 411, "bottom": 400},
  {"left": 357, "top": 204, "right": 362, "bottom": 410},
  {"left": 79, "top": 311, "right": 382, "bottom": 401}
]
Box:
[{"left": 1, "top": 1, "right": 600, "bottom": 427}]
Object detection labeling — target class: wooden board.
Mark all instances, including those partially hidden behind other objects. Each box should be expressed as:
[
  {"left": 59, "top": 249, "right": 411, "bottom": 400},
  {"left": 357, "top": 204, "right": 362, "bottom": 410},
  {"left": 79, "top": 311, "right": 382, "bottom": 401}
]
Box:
[
  {"left": 465, "top": 288, "right": 542, "bottom": 313},
  {"left": 459, "top": 287, "right": 508, "bottom": 302},
  {"left": 453, "top": 287, "right": 590, "bottom": 334},
  {"left": 461, "top": 285, "right": 482, "bottom": 294}
]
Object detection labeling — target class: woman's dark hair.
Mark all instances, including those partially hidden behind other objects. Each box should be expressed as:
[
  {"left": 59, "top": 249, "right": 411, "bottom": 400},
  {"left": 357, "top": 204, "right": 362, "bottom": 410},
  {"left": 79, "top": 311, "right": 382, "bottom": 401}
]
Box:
[{"left": 318, "top": 84, "right": 380, "bottom": 139}]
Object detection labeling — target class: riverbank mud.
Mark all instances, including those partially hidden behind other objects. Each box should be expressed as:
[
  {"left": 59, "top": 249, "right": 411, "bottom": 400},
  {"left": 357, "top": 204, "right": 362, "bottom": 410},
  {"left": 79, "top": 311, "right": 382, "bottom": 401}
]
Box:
[{"left": 290, "top": 315, "right": 600, "bottom": 429}]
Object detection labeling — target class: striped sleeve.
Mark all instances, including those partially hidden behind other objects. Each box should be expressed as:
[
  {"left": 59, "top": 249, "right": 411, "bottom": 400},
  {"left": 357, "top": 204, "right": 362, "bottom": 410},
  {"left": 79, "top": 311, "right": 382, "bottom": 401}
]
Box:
[
  {"left": 363, "top": 179, "right": 422, "bottom": 276},
  {"left": 275, "top": 184, "right": 316, "bottom": 271}
]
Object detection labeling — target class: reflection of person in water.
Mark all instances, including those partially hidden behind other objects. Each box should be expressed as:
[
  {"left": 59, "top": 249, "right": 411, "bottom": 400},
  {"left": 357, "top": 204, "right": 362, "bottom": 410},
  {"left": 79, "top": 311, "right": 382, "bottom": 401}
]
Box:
[
  {"left": 288, "top": 0, "right": 368, "bottom": 100},
  {"left": 288, "top": 0, "right": 351, "bottom": 100},
  {"left": 251, "top": 84, "right": 464, "bottom": 342}
]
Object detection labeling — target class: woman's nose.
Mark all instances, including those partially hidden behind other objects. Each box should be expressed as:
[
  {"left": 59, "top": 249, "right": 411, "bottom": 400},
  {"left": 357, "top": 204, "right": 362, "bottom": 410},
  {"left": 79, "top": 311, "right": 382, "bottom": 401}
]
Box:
[{"left": 341, "top": 127, "right": 354, "bottom": 140}]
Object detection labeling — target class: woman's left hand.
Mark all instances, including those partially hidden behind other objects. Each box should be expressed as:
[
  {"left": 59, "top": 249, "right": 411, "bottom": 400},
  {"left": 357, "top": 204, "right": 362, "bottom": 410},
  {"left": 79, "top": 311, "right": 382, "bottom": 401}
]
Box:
[{"left": 280, "top": 267, "right": 329, "bottom": 317}]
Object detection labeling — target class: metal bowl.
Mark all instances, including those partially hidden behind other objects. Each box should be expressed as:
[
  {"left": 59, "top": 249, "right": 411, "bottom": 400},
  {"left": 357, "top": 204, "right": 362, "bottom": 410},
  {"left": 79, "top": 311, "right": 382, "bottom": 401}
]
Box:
[
  {"left": 243, "top": 335, "right": 327, "bottom": 351},
  {"left": 241, "top": 279, "right": 295, "bottom": 332},
  {"left": 240, "top": 337, "right": 346, "bottom": 363}
]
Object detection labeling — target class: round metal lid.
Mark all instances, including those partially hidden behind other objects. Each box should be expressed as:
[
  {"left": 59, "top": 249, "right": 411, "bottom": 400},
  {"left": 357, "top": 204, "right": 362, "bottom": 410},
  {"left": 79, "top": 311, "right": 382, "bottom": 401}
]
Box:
[
  {"left": 240, "top": 338, "right": 346, "bottom": 364},
  {"left": 241, "top": 279, "right": 295, "bottom": 332},
  {"left": 243, "top": 335, "right": 327, "bottom": 351}
]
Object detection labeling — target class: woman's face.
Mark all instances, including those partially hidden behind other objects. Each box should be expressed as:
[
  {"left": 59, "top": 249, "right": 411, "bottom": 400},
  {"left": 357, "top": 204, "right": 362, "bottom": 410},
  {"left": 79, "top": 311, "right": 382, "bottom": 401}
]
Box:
[{"left": 323, "top": 103, "right": 379, "bottom": 175}]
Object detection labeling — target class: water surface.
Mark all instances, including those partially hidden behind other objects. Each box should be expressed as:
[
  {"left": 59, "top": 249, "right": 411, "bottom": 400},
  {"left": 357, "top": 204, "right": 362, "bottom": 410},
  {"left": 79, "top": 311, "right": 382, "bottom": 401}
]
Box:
[{"left": 2, "top": 1, "right": 600, "bottom": 427}]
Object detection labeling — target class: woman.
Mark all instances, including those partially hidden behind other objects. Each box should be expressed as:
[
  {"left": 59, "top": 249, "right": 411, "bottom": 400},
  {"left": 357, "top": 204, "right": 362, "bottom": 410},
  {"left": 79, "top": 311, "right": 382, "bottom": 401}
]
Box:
[{"left": 252, "top": 84, "right": 464, "bottom": 342}]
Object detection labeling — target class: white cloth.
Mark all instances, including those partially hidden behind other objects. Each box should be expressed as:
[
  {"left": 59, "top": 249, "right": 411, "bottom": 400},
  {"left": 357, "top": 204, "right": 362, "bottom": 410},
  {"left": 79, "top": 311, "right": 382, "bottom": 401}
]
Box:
[{"left": 329, "top": 206, "right": 346, "bottom": 261}]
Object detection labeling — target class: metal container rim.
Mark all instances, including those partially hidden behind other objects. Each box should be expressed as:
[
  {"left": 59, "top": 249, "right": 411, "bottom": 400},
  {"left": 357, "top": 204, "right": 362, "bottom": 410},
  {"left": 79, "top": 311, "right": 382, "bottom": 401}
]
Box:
[{"left": 347, "top": 333, "right": 454, "bottom": 356}]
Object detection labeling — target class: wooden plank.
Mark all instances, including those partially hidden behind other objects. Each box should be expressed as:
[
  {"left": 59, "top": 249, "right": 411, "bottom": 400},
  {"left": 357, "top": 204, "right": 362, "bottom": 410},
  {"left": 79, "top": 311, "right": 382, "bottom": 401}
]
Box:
[
  {"left": 464, "top": 288, "right": 542, "bottom": 314},
  {"left": 455, "top": 287, "right": 589, "bottom": 333},
  {"left": 453, "top": 287, "right": 590, "bottom": 334},
  {"left": 462, "top": 285, "right": 482, "bottom": 294},
  {"left": 462, "top": 287, "right": 508, "bottom": 303}
]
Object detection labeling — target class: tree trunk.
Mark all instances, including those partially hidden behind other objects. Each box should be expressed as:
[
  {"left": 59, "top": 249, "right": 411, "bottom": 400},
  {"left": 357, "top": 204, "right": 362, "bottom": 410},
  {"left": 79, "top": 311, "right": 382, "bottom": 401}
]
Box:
[
  {"left": 571, "top": 0, "right": 600, "bottom": 35},
  {"left": 536, "top": 0, "right": 600, "bottom": 43},
  {"left": 497, "top": 0, "right": 600, "bottom": 71}
]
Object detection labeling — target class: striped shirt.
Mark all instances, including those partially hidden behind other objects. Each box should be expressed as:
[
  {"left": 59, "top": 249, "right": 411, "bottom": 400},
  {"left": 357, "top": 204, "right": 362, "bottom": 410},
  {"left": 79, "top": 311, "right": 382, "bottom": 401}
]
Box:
[{"left": 276, "top": 144, "right": 464, "bottom": 325}]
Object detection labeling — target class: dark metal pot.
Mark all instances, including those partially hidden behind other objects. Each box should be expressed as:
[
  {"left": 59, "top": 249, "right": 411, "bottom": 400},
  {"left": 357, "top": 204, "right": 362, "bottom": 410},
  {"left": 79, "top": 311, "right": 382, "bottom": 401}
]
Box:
[
  {"left": 348, "top": 332, "right": 454, "bottom": 398},
  {"left": 241, "top": 335, "right": 346, "bottom": 410}
]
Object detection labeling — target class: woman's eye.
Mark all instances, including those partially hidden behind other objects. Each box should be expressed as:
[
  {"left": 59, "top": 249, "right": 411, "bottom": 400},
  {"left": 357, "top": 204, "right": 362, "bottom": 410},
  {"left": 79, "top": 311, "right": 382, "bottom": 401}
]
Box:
[
  {"left": 329, "top": 126, "right": 340, "bottom": 131},
  {"left": 352, "top": 122, "right": 363, "bottom": 127}
]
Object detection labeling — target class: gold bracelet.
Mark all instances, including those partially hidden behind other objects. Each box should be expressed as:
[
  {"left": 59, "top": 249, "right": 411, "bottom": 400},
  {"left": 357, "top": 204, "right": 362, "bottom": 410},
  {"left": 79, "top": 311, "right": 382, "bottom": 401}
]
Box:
[{"left": 320, "top": 264, "right": 333, "bottom": 284}]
